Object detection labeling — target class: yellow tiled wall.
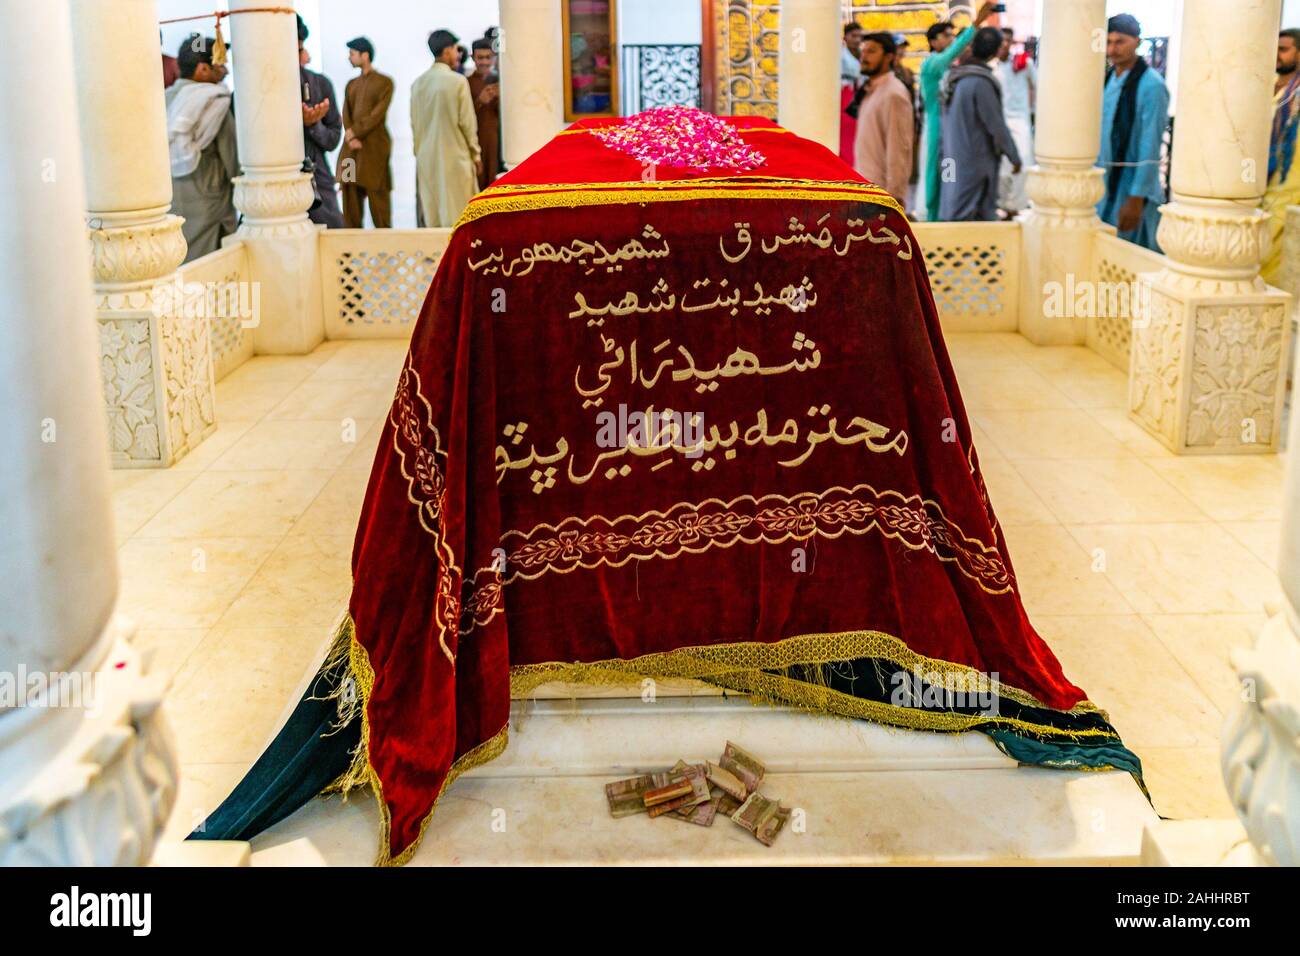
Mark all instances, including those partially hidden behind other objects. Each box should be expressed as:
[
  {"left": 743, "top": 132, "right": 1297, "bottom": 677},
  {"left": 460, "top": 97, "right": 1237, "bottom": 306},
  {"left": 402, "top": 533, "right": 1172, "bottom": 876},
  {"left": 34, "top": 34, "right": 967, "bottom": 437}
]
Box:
[{"left": 713, "top": 1, "right": 970, "bottom": 116}]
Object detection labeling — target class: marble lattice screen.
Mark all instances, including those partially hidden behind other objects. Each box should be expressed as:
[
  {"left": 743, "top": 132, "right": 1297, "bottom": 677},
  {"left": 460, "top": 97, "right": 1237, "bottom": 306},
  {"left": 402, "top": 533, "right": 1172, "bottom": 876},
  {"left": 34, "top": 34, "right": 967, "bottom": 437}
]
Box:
[{"left": 709, "top": 0, "right": 971, "bottom": 117}]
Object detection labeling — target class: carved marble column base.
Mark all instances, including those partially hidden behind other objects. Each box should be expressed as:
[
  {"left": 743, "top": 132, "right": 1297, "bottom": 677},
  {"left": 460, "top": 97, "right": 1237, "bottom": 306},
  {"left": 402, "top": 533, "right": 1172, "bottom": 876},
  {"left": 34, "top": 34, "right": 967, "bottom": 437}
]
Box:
[
  {"left": 98, "top": 283, "right": 217, "bottom": 468},
  {"left": 233, "top": 166, "right": 325, "bottom": 355},
  {"left": 1128, "top": 270, "right": 1289, "bottom": 454},
  {"left": 0, "top": 614, "right": 179, "bottom": 866},
  {"left": 1220, "top": 609, "right": 1300, "bottom": 866},
  {"left": 1018, "top": 164, "right": 1106, "bottom": 345},
  {"left": 1157, "top": 197, "right": 1273, "bottom": 294},
  {"left": 233, "top": 166, "right": 315, "bottom": 234}
]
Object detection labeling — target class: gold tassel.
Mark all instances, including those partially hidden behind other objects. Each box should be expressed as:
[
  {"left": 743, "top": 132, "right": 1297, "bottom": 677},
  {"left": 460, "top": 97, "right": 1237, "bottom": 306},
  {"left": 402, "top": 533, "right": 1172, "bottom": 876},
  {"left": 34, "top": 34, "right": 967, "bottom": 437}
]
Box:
[{"left": 212, "top": 18, "right": 227, "bottom": 66}]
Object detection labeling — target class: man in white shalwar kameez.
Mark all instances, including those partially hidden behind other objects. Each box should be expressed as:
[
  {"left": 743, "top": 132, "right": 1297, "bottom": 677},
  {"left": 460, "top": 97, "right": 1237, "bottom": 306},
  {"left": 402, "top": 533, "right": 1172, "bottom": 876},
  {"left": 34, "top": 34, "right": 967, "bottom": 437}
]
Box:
[
  {"left": 996, "top": 29, "right": 1035, "bottom": 216},
  {"left": 411, "top": 29, "right": 481, "bottom": 228}
]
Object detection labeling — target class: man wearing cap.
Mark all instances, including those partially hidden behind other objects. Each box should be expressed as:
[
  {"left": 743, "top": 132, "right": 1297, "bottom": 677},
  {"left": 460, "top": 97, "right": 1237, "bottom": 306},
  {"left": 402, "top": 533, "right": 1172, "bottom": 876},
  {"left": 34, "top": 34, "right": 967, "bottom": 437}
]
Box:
[
  {"left": 1097, "top": 13, "right": 1169, "bottom": 251},
  {"left": 165, "top": 34, "right": 240, "bottom": 262},
  {"left": 298, "top": 16, "right": 344, "bottom": 228},
  {"left": 411, "top": 29, "right": 481, "bottom": 228},
  {"left": 337, "top": 37, "right": 394, "bottom": 228}
]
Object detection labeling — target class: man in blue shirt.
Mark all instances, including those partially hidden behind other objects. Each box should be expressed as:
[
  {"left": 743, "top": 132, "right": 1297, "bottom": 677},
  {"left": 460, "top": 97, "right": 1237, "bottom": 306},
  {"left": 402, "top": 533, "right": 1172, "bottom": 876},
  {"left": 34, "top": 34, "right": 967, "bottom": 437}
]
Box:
[{"left": 1097, "top": 13, "right": 1169, "bottom": 250}]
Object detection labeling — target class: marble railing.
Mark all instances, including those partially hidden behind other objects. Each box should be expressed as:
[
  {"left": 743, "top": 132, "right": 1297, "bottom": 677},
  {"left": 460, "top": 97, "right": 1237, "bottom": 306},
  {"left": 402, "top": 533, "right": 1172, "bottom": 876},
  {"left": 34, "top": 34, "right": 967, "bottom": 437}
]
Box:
[
  {"left": 1089, "top": 229, "right": 1167, "bottom": 372},
  {"left": 911, "top": 221, "right": 1021, "bottom": 333},
  {"left": 319, "top": 229, "right": 452, "bottom": 339},
  {"left": 180, "top": 242, "right": 253, "bottom": 382}
]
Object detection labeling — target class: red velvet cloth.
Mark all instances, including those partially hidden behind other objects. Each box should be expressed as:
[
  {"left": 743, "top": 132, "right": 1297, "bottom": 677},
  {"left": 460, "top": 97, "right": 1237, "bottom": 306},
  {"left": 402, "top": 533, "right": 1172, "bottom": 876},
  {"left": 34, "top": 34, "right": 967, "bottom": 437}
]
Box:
[
  {"left": 839, "top": 83, "right": 858, "bottom": 168},
  {"left": 349, "top": 116, "right": 1087, "bottom": 862}
]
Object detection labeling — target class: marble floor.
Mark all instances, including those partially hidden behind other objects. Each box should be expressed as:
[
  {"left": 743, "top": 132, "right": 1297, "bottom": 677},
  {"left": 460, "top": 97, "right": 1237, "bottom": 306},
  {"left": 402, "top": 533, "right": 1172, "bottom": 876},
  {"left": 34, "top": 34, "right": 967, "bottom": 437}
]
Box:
[{"left": 110, "top": 334, "right": 1284, "bottom": 846}]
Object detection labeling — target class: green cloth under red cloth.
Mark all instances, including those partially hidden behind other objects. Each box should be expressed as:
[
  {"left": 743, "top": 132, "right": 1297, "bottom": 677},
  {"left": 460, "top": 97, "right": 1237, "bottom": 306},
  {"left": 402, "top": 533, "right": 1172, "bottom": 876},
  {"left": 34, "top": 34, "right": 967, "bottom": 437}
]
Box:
[{"left": 341, "top": 115, "right": 1135, "bottom": 865}]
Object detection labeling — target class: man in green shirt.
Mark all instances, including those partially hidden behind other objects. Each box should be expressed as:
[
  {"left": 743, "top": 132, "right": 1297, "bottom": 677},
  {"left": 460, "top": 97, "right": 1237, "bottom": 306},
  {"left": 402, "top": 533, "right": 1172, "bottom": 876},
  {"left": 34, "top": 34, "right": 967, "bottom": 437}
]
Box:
[{"left": 918, "top": 1, "right": 996, "bottom": 221}]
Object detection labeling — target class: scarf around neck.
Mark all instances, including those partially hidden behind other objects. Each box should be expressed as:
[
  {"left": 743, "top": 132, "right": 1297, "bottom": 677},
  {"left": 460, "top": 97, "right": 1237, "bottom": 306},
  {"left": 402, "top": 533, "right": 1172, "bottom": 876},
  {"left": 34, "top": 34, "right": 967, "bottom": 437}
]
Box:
[{"left": 1106, "top": 56, "right": 1149, "bottom": 201}]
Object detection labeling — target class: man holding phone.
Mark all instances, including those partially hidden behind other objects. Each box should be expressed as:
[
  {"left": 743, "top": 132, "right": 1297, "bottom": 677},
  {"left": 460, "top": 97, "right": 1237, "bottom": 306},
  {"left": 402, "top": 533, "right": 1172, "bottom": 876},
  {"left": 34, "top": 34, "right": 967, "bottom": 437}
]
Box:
[{"left": 917, "top": 1, "right": 998, "bottom": 220}]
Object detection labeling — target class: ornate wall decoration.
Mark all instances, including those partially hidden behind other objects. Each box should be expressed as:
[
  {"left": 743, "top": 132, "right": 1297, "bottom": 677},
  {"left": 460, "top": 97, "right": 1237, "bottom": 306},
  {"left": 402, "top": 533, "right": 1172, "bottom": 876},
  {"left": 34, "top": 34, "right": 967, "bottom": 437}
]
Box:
[
  {"left": 621, "top": 45, "right": 702, "bottom": 113},
  {"left": 709, "top": 1, "right": 955, "bottom": 117},
  {"left": 1128, "top": 287, "right": 1184, "bottom": 446},
  {"left": 713, "top": 0, "right": 780, "bottom": 117},
  {"left": 158, "top": 314, "right": 217, "bottom": 460},
  {"left": 1186, "top": 303, "right": 1284, "bottom": 449},
  {"left": 99, "top": 317, "right": 162, "bottom": 464}
]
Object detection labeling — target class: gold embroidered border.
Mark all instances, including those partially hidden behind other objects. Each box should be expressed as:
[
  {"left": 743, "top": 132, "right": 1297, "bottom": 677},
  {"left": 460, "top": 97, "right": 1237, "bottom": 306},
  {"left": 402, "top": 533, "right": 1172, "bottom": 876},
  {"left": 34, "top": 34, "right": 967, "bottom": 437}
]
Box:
[
  {"left": 456, "top": 483, "right": 1012, "bottom": 638},
  {"left": 390, "top": 360, "right": 460, "bottom": 667},
  {"left": 500, "top": 484, "right": 1008, "bottom": 588},
  {"left": 454, "top": 179, "right": 905, "bottom": 232},
  {"left": 328, "top": 614, "right": 1113, "bottom": 865}
]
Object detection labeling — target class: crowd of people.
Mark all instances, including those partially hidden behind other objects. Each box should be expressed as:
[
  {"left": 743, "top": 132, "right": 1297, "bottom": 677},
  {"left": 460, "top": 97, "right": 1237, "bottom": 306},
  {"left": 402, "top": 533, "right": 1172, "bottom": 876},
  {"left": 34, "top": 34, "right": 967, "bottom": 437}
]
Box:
[
  {"left": 163, "top": 15, "right": 502, "bottom": 262},
  {"left": 844, "top": 5, "right": 1172, "bottom": 253},
  {"left": 158, "top": 8, "right": 1300, "bottom": 275}
]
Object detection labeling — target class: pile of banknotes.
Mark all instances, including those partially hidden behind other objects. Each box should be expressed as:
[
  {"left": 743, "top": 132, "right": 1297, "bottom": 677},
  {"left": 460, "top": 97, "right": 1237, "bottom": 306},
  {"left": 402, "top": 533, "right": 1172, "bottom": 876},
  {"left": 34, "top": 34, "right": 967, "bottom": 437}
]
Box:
[{"left": 603, "top": 741, "right": 791, "bottom": 846}]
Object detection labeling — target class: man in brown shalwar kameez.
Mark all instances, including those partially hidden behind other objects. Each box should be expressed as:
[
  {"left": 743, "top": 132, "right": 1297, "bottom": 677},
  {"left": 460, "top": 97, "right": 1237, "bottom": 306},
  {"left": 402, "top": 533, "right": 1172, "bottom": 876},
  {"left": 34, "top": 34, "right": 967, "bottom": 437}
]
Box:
[
  {"left": 467, "top": 38, "right": 501, "bottom": 190},
  {"left": 337, "top": 37, "right": 394, "bottom": 228}
]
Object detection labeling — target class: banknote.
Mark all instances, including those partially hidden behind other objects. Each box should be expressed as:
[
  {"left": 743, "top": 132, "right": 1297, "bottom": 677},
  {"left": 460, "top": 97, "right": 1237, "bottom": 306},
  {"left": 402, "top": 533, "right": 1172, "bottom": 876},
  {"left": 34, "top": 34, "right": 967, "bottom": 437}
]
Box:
[
  {"left": 671, "top": 785, "right": 724, "bottom": 827},
  {"left": 719, "top": 741, "right": 765, "bottom": 795},
  {"left": 605, "top": 773, "right": 658, "bottom": 818},
  {"left": 730, "top": 791, "right": 790, "bottom": 846},
  {"left": 644, "top": 779, "right": 693, "bottom": 807},
  {"left": 716, "top": 790, "right": 744, "bottom": 818},
  {"left": 647, "top": 761, "right": 710, "bottom": 818},
  {"left": 705, "top": 760, "right": 748, "bottom": 801}
]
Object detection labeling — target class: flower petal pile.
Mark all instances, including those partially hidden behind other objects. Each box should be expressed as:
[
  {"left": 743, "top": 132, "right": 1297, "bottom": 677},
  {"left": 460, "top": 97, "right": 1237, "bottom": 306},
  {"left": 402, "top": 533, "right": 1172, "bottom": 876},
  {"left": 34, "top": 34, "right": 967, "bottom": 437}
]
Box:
[{"left": 592, "top": 106, "right": 767, "bottom": 173}]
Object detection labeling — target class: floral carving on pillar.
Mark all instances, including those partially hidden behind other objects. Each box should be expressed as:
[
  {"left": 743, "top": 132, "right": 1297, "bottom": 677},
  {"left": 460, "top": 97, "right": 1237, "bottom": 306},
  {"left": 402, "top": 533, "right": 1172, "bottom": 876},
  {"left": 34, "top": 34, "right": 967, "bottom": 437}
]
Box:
[
  {"left": 1128, "top": 288, "right": 1184, "bottom": 446},
  {"left": 233, "top": 170, "right": 315, "bottom": 231},
  {"left": 1187, "top": 304, "right": 1285, "bottom": 448},
  {"left": 1157, "top": 202, "right": 1269, "bottom": 279},
  {"left": 159, "top": 315, "right": 217, "bottom": 460},
  {"left": 88, "top": 215, "right": 187, "bottom": 286},
  {"left": 99, "top": 317, "right": 161, "bottom": 463}
]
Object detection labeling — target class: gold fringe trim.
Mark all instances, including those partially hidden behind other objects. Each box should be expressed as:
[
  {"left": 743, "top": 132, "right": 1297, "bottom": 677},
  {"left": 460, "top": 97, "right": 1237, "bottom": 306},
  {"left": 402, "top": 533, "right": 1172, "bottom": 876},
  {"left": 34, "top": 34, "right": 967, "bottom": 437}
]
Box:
[
  {"left": 324, "top": 617, "right": 1117, "bottom": 865},
  {"left": 454, "top": 179, "right": 905, "bottom": 233},
  {"left": 318, "top": 614, "right": 510, "bottom": 866},
  {"left": 511, "top": 630, "right": 1107, "bottom": 724}
]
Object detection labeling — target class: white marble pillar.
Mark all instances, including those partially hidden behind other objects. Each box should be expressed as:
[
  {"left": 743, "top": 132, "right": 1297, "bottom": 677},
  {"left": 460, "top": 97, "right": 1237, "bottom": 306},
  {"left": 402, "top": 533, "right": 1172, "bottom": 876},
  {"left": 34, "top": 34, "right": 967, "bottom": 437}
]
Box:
[
  {"left": 1129, "top": 0, "right": 1290, "bottom": 453},
  {"left": 499, "top": 0, "right": 565, "bottom": 168},
  {"left": 0, "top": 0, "right": 177, "bottom": 865},
  {"left": 777, "top": 0, "right": 841, "bottom": 151},
  {"left": 1219, "top": 398, "right": 1300, "bottom": 864},
  {"left": 1017, "top": 0, "right": 1107, "bottom": 346},
  {"left": 72, "top": 0, "right": 216, "bottom": 468},
  {"left": 227, "top": 0, "right": 325, "bottom": 354}
]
